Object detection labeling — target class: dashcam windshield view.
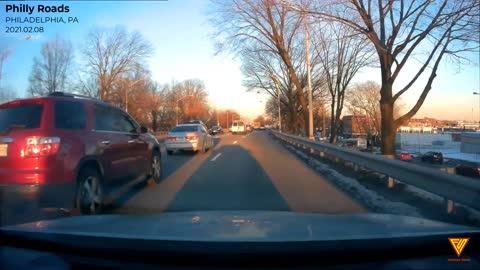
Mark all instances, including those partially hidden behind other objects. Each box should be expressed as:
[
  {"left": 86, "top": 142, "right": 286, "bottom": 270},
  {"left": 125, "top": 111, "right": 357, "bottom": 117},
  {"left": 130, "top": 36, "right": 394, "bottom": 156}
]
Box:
[{"left": 0, "top": 0, "right": 479, "bottom": 269}]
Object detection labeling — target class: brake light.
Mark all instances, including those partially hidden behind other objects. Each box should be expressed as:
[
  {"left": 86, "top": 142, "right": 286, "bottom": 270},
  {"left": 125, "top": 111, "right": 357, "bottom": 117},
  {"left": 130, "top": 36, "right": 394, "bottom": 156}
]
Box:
[
  {"left": 166, "top": 136, "right": 176, "bottom": 141},
  {"left": 22, "top": 137, "right": 60, "bottom": 157},
  {"left": 187, "top": 135, "right": 199, "bottom": 141}
]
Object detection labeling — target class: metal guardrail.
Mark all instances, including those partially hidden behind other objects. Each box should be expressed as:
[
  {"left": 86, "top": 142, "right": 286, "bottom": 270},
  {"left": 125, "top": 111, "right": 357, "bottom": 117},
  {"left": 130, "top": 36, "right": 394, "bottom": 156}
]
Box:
[{"left": 272, "top": 131, "right": 480, "bottom": 212}]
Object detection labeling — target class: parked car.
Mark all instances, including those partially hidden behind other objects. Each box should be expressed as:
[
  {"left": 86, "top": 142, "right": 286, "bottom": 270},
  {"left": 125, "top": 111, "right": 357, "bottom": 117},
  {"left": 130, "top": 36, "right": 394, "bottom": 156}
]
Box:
[
  {"left": 246, "top": 125, "right": 253, "bottom": 132},
  {"left": 455, "top": 161, "right": 480, "bottom": 178},
  {"left": 209, "top": 125, "right": 223, "bottom": 135},
  {"left": 0, "top": 92, "right": 162, "bottom": 215},
  {"left": 397, "top": 152, "right": 413, "bottom": 161},
  {"left": 231, "top": 120, "right": 246, "bottom": 134},
  {"left": 165, "top": 124, "right": 213, "bottom": 155},
  {"left": 420, "top": 151, "right": 443, "bottom": 164}
]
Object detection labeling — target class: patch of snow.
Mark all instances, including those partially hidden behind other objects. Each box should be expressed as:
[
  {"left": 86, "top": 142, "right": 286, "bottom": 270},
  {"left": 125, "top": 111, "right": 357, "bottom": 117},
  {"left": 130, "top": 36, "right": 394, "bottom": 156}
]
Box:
[
  {"left": 405, "top": 185, "right": 480, "bottom": 225},
  {"left": 284, "top": 144, "right": 422, "bottom": 217}
]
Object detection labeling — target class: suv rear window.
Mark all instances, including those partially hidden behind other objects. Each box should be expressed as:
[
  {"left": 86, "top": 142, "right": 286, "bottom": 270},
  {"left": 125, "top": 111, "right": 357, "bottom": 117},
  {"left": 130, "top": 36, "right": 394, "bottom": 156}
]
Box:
[
  {"left": 171, "top": 126, "right": 198, "bottom": 132},
  {"left": 0, "top": 104, "right": 43, "bottom": 132},
  {"left": 55, "top": 101, "right": 86, "bottom": 129}
]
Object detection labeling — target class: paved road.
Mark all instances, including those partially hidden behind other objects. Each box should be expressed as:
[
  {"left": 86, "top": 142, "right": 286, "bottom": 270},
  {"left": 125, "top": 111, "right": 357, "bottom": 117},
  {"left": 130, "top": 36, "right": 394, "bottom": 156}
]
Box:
[{"left": 0, "top": 131, "right": 366, "bottom": 226}]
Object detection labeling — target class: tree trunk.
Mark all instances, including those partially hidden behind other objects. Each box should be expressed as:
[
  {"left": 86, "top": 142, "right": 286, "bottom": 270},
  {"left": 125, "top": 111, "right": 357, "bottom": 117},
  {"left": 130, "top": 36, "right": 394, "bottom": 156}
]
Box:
[
  {"left": 380, "top": 82, "right": 395, "bottom": 157},
  {"left": 151, "top": 111, "right": 158, "bottom": 131},
  {"left": 329, "top": 100, "right": 336, "bottom": 143}
]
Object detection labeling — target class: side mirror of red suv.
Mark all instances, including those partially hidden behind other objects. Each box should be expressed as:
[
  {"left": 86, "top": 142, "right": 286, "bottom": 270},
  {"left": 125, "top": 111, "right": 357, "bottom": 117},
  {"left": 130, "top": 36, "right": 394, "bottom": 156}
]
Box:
[{"left": 140, "top": 126, "right": 148, "bottom": 133}]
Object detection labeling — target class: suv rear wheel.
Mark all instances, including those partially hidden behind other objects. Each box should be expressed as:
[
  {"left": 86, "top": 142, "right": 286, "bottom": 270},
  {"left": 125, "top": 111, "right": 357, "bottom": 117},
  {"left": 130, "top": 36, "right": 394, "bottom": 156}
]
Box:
[
  {"left": 150, "top": 150, "right": 162, "bottom": 184},
  {"left": 76, "top": 166, "right": 104, "bottom": 215}
]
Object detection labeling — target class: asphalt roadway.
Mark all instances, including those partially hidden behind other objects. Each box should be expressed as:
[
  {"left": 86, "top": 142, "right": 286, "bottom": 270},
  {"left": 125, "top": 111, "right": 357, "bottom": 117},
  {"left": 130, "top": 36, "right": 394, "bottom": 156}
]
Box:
[{"left": 0, "top": 130, "right": 366, "bottom": 226}]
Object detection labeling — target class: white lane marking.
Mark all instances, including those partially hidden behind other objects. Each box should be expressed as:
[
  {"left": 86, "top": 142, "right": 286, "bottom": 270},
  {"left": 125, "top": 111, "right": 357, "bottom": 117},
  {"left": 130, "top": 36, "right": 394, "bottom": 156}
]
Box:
[
  {"left": 233, "top": 141, "right": 238, "bottom": 144},
  {"left": 210, "top": 153, "right": 222, "bottom": 161}
]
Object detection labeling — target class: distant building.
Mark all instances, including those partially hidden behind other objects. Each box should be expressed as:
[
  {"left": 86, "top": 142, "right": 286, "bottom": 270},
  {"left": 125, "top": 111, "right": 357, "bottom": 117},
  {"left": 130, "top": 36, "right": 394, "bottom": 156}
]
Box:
[{"left": 342, "top": 115, "right": 370, "bottom": 138}]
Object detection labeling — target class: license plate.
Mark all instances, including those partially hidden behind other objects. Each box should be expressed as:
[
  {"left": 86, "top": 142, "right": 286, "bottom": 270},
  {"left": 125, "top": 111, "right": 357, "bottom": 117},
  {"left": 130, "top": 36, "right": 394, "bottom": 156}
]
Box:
[{"left": 0, "top": 144, "right": 7, "bottom": 157}]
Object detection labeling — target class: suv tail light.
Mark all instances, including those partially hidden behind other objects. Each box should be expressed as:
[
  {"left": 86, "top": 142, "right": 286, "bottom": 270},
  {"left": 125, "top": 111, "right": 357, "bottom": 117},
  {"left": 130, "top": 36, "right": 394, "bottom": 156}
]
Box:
[
  {"left": 22, "top": 137, "right": 60, "bottom": 157},
  {"left": 186, "top": 135, "right": 199, "bottom": 141},
  {"left": 166, "top": 136, "right": 176, "bottom": 141}
]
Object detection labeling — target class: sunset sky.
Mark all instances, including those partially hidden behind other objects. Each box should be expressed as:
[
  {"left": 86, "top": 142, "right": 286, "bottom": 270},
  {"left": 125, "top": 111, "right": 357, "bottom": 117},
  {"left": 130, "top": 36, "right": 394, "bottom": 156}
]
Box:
[{"left": 1, "top": 0, "right": 479, "bottom": 121}]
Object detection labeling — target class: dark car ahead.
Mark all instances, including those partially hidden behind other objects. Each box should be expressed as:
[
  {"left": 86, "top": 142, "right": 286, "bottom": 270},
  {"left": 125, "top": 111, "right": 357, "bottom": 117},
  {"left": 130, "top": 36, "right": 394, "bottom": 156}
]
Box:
[
  {"left": 420, "top": 151, "right": 443, "bottom": 164},
  {"left": 455, "top": 161, "right": 480, "bottom": 178},
  {"left": 209, "top": 125, "right": 223, "bottom": 135},
  {"left": 0, "top": 92, "right": 162, "bottom": 215}
]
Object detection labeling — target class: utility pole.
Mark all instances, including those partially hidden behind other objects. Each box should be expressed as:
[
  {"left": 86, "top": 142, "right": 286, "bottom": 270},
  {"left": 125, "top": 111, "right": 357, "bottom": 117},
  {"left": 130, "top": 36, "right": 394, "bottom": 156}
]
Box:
[{"left": 304, "top": 11, "right": 314, "bottom": 140}]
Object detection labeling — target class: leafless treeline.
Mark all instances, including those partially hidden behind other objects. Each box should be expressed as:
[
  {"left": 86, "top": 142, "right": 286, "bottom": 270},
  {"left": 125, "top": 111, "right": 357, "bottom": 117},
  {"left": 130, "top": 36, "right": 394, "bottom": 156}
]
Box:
[
  {"left": 20, "top": 26, "right": 235, "bottom": 131},
  {"left": 210, "top": 0, "right": 479, "bottom": 154}
]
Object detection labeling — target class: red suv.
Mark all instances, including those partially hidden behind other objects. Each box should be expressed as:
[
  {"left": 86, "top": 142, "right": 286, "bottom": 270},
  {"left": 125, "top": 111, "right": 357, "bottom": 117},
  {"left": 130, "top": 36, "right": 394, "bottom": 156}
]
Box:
[{"left": 0, "top": 92, "right": 162, "bottom": 214}]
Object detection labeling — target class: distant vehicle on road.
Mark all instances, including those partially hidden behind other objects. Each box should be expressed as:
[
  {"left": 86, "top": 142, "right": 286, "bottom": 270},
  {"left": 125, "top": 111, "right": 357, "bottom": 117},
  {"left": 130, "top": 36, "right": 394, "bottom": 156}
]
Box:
[
  {"left": 455, "top": 161, "right": 480, "bottom": 178},
  {"left": 397, "top": 152, "right": 413, "bottom": 161},
  {"left": 253, "top": 121, "right": 261, "bottom": 130},
  {"left": 0, "top": 92, "right": 162, "bottom": 215},
  {"left": 231, "top": 120, "right": 246, "bottom": 134},
  {"left": 343, "top": 138, "right": 367, "bottom": 150},
  {"left": 259, "top": 125, "right": 266, "bottom": 130},
  {"left": 420, "top": 151, "right": 443, "bottom": 164},
  {"left": 246, "top": 124, "right": 253, "bottom": 132},
  {"left": 209, "top": 125, "right": 223, "bottom": 135},
  {"left": 166, "top": 124, "right": 213, "bottom": 155}
]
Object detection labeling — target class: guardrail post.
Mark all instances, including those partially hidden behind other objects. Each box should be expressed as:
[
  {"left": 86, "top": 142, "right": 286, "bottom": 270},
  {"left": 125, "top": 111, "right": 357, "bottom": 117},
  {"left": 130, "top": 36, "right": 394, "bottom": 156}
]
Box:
[
  {"left": 445, "top": 199, "right": 456, "bottom": 214},
  {"left": 310, "top": 148, "right": 315, "bottom": 154},
  {"left": 319, "top": 151, "right": 324, "bottom": 157},
  {"left": 388, "top": 177, "right": 395, "bottom": 188}
]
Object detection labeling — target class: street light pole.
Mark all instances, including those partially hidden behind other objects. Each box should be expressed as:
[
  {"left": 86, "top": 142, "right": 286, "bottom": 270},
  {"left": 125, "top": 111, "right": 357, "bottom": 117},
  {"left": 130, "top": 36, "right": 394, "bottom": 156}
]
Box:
[
  {"left": 474, "top": 92, "right": 480, "bottom": 129},
  {"left": 271, "top": 75, "right": 282, "bottom": 132},
  {"left": 176, "top": 95, "right": 194, "bottom": 126},
  {"left": 125, "top": 79, "right": 144, "bottom": 113},
  {"left": 304, "top": 11, "right": 314, "bottom": 140},
  {"left": 226, "top": 111, "right": 229, "bottom": 130}
]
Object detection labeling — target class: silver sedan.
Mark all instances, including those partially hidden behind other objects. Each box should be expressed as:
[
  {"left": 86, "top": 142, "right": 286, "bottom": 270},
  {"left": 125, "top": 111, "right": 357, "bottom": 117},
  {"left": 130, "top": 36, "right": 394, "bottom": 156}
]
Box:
[{"left": 165, "top": 124, "right": 213, "bottom": 155}]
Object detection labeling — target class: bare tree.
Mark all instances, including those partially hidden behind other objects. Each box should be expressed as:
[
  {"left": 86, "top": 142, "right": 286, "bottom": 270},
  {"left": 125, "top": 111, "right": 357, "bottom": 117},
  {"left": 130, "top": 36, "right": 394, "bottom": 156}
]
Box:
[
  {"left": 210, "top": 0, "right": 312, "bottom": 131},
  {"left": 346, "top": 80, "right": 407, "bottom": 139},
  {"left": 0, "top": 45, "right": 15, "bottom": 103},
  {"left": 0, "top": 46, "right": 12, "bottom": 89},
  {"left": 313, "top": 21, "right": 373, "bottom": 143},
  {"left": 27, "top": 35, "right": 73, "bottom": 96},
  {"left": 82, "top": 26, "right": 152, "bottom": 100},
  {"left": 296, "top": 0, "right": 480, "bottom": 155}
]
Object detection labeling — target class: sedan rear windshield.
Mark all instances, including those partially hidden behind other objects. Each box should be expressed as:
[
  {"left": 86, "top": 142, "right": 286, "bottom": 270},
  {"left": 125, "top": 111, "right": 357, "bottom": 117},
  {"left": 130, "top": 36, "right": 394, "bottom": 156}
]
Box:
[
  {"left": 0, "top": 104, "right": 43, "bottom": 132},
  {"left": 171, "top": 126, "right": 198, "bottom": 132}
]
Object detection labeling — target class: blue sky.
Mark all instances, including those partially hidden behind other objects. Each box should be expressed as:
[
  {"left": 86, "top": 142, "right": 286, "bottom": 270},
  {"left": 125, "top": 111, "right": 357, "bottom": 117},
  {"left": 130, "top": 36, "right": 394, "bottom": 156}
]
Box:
[{"left": 1, "top": 0, "right": 479, "bottom": 121}]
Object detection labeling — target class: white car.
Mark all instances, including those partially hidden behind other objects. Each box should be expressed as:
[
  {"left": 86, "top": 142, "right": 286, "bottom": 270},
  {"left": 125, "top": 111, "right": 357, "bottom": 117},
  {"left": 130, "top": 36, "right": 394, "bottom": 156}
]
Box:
[
  {"left": 231, "top": 120, "right": 246, "bottom": 134},
  {"left": 165, "top": 124, "right": 213, "bottom": 155}
]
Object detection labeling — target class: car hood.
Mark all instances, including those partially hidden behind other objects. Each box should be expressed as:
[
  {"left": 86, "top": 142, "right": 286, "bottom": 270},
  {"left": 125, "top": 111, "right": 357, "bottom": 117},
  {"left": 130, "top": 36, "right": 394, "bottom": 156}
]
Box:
[{"left": 2, "top": 211, "right": 479, "bottom": 241}]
